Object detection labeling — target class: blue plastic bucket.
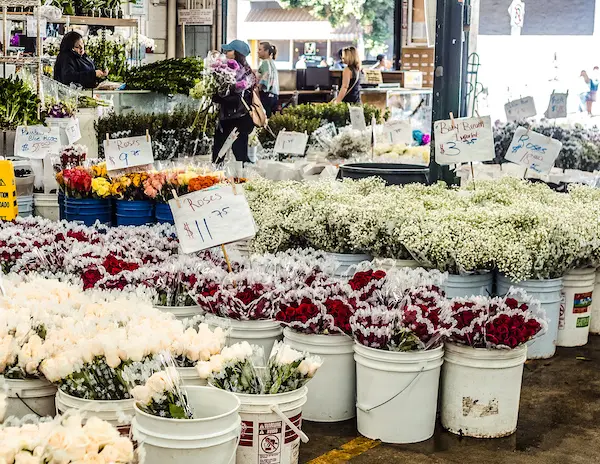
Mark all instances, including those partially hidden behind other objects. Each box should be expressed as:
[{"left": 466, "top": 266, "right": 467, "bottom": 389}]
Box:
[
  {"left": 58, "top": 191, "right": 66, "bottom": 220},
  {"left": 155, "top": 202, "right": 174, "bottom": 225},
  {"left": 65, "top": 197, "right": 112, "bottom": 226},
  {"left": 115, "top": 200, "right": 155, "bottom": 226}
]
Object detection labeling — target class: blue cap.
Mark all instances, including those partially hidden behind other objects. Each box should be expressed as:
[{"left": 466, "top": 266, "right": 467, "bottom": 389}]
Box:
[{"left": 222, "top": 39, "right": 251, "bottom": 57}]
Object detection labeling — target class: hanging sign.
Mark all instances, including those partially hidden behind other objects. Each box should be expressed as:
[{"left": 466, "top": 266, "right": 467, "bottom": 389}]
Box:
[
  {"left": 273, "top": 131, "right": 308, "bottom": 155},
  {"left": 365, "top": 70, "right": 383, "bottom": 85},
  {"left": 433, "top": 115, "right": 495, "bottom": 165},
  {"left": 130, "top": 0, "right": 147, "bottom": 16},
  {"left": 505, "top": 97, "right": 536, "bottom": 121},
  {"left": 178, "top": 9, "right": 214, "bottom": 25},
  {"left": 65, "top": 119, "right": 82, "bottom": 144},
  {"left": 26, "top": 17, "right": 47, "bottom": 38},
  {"left": 14, "top": 126, "right": 61, "bottom": 159},
  {"left": 544, "top": 92, "right": 568, "bottom": 119},
  {"left": 383, "top": 120, "right": 413, "bottom": 145},
  {"left": 349, "top": 106, "right": 367, "bottom": 132},
  {"left": 504, "top": 127, "right": 562, "bottom": 174},
  {"left": 169, "top": 185, "right": 257, "bottom": 254},
  {"left": 103, "top": 135, "right": 154, "bottom": 172}
]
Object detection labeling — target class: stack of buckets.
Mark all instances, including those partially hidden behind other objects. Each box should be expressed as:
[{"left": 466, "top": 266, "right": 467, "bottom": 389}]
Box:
[
  {"left": 33, "top": 193, "right": 60, "bottom": 221},
  {"left": 65, "top": 197, "right": 112, "bottom": 226},
  {"left": 115, "top": 200, "right": 155, "bottom": 226},
  {"left": 155, "top": 202, "right": 174, "bottom": 224}
]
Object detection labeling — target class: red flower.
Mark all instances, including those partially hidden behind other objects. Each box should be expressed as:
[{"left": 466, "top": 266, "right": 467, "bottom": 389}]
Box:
[
  {"left": 82, "top": 268, "right": 102, "bottom": 289},
  {"left": 348, "top": 270, "right": 386, "bottom": 291},
  {"left": 101, "top": 254, "right": 139, "bottom": 276}
]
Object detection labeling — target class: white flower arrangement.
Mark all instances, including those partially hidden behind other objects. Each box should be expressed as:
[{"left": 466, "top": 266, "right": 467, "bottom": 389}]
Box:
[
  {"left": 131, "top": 367, "right": 192, "bottom": 419},
  {"left": 0, "top": 413, "right": 135, "bottom": 463}
]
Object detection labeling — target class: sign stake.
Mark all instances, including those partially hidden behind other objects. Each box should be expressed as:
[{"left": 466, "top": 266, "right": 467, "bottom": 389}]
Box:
[{"left": 171, "top": 189, "right": 181, "bottom": 208}]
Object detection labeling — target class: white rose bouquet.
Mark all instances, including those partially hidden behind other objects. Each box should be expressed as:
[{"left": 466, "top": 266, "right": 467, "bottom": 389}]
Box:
[
  {"left": 131, "top": 367, "right": 192, "bottom": 419},
  {"left": 263, "top": 342, "right": 322, "bottom": 394}
]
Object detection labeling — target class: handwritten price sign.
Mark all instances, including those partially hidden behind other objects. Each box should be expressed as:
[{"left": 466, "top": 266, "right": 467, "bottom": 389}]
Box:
[
  {"left": 505, "top": 97, "right": 537, "bottom": 121},
  {"left": 383, "top": 120, "right": 413, "bottom": 145},
  {"left": 349, "top": 106, "right": 367, "bottom": 132},
  {"left": 104, "top": 135, "right": 154, "bottom": 172},
  {"left": 273, "top": 131, "right": 308, "bottom": 155},
  {"left": 14, "top": 126, "right": 61, "bottom": 159},
  {"left": 169, "top": 185, "right": 257, "bottom": 254},
  {"left": 433, "top": 116, "right": 494, "bottom": 165},
  {"left": 65, "top": 119, "right": 82, "bottom": 144},
  {"left": 504, "top": 127, "right": 562, "bottom": 174},
  {"left": 544, "top": 92, "right": 568, "bottom": 119}
]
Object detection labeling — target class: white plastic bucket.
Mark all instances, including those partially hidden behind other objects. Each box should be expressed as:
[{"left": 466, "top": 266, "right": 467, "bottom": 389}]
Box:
[
  {"left": 205, "top": 315, "right": 283, "bottom": 359},
  {"left": 444, "top": 273, "right": 493, "bottom": 299},
  {"left": 132, "top": 386, "right": 241, "bottom": 464},
  {"left": 177, "top": 367, "right": 208, "bottom": 387},
  {"left": 323, "top": 252, "right": 372, "bottom": 277},
  {"left": 234, "top": 386, "right": 308, "bottom": 464},
  {"left": 372, "top": 258, "right": 420, "bottom": 270},
  {"left": 154, "top": 304, "right": 202, "bottom": 321},
  {"left": 17, "top": 195, "right": 34, "bottom": 218},
  {"left": 354, "top": 344, "right": 443, "bottom": 443},
  {"left": 2, "top": 377, "right": 57, "bottom": 419},
  {"left": 283, "top": 328, "right": 355, "bottom": 422},
  {"left": 55, "top": 389, "right": 134, "bottom": 432},
  {"left": 33, "top": 193, "right": 60, "bottom": 221},
  {"left": 557, "top": 268, "right": 595, "bottom": 347},
  {"left": 441, "top": 342, "right": 527, "bottom": 438},
  {"left": 496, "top": 275, "right": 563, "bottom": 359},
  {"left": 589, "top": 270, "right": 600, "bottom": 335}
]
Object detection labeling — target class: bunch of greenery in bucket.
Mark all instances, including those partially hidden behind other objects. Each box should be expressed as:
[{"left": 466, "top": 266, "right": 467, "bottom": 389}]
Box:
[
  {"left": 55, "top": 162, "right": 112, "bottom": 200},
  {"left": 131, "top": 366, "right": 193, "bottom": 419},
  {"left": 0, "top": 413, "right": 135, "bottom": 463},
  {"left": 446, "top": 288, "right": 547, "bottom": 349},
  {"left": 198, "top": 341, "right": 322, "bottom": 394}
]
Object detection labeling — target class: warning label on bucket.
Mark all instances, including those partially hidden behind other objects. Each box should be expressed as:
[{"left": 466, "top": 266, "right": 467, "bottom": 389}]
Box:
[
  {"left": 573, "top": 292, "right": 593, "bottom": 314},
  {"left": 558, "top": 292, "right": 566, "bottom": 330},
  {"left": 259, "top": 421, "right": 282, "bottom": 464}
]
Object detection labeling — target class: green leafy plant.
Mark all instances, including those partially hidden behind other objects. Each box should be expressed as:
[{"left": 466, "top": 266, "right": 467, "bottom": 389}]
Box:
[
  {"left": 95, "top": 104, "right": 217, "bottom": 160},
  {"left": 0, "top": 76, "right": 45, "bottom": 130},
  {"left": 125, "top": 58, "right": 204, "bottom": 95},
  {"left": 85, "top": 32, "right": 128, "bottom": 82}
]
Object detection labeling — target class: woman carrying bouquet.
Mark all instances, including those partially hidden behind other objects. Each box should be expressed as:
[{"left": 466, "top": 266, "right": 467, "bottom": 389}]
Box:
[{"left": 212, "top": 40, "right": 256, "bottom": 164}]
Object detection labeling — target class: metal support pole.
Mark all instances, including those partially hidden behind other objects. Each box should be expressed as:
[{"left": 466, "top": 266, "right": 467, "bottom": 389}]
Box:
[{"left": 430, "top": 0, "right": 465, "bottom": 184}]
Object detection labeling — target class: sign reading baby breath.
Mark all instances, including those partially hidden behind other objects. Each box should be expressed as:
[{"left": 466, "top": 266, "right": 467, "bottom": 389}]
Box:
[
  {"left": 434, "top": 116, "right": 495, "bottom": 165},
  {"left": 169, "top": 184, "right": 257, "bottom": 253}
]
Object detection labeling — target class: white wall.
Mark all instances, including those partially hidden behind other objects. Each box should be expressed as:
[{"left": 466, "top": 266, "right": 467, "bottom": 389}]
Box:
[{"left": 145, "top": 0, "right": 168, "bottom": 61}]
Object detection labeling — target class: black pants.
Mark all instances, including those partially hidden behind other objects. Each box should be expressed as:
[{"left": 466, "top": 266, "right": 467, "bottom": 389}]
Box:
[
  {"left": 212, "top": 115, "right": 254, "bottom": 163},
  {"left": 260, "top": 91, "right": 278, "bottom": 117}
]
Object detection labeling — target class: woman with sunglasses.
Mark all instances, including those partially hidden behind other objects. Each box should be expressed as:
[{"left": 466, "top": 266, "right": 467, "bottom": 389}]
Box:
[{"left": 54, "top": 31, "right": 107, "bottom": 89}]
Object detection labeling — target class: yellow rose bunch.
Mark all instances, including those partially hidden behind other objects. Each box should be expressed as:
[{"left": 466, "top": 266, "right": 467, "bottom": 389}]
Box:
[
  {"left": 91, "top": 163, "right": 108, "bottom": 178},
  {"left": 177, "top": 171, "right": 197, "bottom": 186},
  {"left": 91, "top": 177, "right": 111, "bottom": 198}
]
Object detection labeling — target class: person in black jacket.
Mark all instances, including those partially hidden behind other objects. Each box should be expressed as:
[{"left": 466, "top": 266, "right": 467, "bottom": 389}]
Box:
[
  {"left": 54, "top": 31, "right": 107, "bottom": 88},
  {"left": 212, "top": 40, "right": 256, "bottom": 164}
]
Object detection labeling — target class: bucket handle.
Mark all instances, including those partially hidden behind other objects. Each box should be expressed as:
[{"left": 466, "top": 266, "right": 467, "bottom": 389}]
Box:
[
  {"left": 269, "top": 404, "right": 309, "bottom": 443},
  {"left": 227, "top": 423, "right": 242, "bottom": 464},
  {"left": 356, "top": 367, "right": 425, "bottom": 413},
  {"left": 15, "top": 393, "right": 43, "bottom": 417}
]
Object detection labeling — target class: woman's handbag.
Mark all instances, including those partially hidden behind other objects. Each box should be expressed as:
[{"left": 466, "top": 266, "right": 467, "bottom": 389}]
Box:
[{"left": 242, "top": 87, "right": 268, "bottom": 128}]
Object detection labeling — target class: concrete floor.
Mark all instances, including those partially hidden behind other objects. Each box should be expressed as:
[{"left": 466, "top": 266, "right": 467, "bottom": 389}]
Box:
[{"left": 300, "top": 336, "right": 600, "bottom": 464}]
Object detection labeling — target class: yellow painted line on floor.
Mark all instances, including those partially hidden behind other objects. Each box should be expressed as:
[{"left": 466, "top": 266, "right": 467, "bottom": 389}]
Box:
[{"left": 307, "top": 437, "right": 381, "bottom": 464}]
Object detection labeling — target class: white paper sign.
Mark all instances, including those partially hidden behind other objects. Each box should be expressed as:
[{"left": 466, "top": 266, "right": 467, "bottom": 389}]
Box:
[
  {"left": 433, "top": 116, "right": 495, "bottom": 165},
  {"left": 312, "top": 122, "right": 337, "bottom": 148},
  {"left": 169, "top": 185, "right": 257, "bottom": 254},
  {"left": 178, "top": 9, "right": 213, "bottom": 25},
  {"left": 383, "top": 120, "right": 413, "bottom": 145},
  {"left": 349, "top": 106, "right": 367, "bottom": 132},
  {"left": 26, "top": 17, "right": 47, "bottom": 38},
  {"left": 505, "top": 127, "right": 562, "bottom": 174},
  {"left": 544, "top": 92, "right": 568, "bottom": 119},
  {"left": 104, "top": 135, "right": 154, "bottom": 171},
  {"left": 216, "top": 128, "right": 238, "bottom": 162},
  {"left": 14, "top": 126, "right": 61, "bottom": 159},
  {"left": 65, "top": 119, "right": 81, "bottom": 144},
  {"left": 505, "top": 97, "right": 536, "bottom": 121},
  {"left": 273, "top": 131, "right": 308, "bottom": 155}
]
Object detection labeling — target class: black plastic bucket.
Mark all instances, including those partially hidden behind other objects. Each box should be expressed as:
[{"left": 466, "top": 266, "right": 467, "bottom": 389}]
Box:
[{"left": 338, "top": 163, "right": 431, "bottom": 186}]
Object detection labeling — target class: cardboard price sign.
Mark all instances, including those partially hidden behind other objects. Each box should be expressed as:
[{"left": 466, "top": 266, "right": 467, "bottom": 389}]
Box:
[
  {"left": 544, "top": 92, "right": 568, "bottom": 119},
  {"left": 504, "top": 127, "right": 562, "bottom": 174},
  {"left": 505, "top": 97, "right": 537, "bottom": 121},
  {"left": 383, "top": 120, "right": 413, "bottom": 145},
  {"left": 365, "top": 70, "right": 383, "bottom": 84},
  {"left": 104, "top": 135, "right": 155, "bottom": 171},
  {"left": 14, "top": 126, "right": 61, "bottom": 159},
  {"left": 349, "top": 106, "right": 367, "bottom": 132},
  {"left": 65, "top": 119, "right": 82, "bottom": 144},
  {"left": 169, "top": 185, "right": 257, "bottom": 254},
  {"left": 273, "top": 131, "right": 308, "bottom": 155},
  {"left": 433, "top": 116, "right": 495, "bottom": 165}
]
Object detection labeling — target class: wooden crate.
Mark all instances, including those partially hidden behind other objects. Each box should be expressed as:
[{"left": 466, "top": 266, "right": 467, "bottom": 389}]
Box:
[{"left": 401, "top": 46, "right": 434, "bottom": 87}]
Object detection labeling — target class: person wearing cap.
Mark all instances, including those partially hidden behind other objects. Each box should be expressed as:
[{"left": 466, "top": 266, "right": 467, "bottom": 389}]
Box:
[{"left": 213, "top": 39, "right": 257, "bottom": 164}]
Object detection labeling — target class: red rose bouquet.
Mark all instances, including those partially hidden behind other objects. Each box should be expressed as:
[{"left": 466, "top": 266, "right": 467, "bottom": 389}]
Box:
[
  {"left": 447, "top": 289, "right": 547, "bottom": 349},
  {"left": 276, "top": 282, "right": 359, "bottom": 335}
]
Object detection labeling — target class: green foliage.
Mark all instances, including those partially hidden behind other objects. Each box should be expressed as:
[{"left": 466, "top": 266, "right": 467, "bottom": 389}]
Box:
[
  {"left": 258, "top": 102, "right": 384, "bottom": 147},
  {"left": 85, "top": 34, "right": 128, "bottom": 82},
  {"left": 0, "top": 76, "right": 44, "bottom": 130},
  {"left": 95, "top": 104, "right": 217, "bottom": 160},
  {"left": 125, "top": 58, "right": 204, "bottom": 95},
  {"left": 280, "top": 0, "right": 395, "bottom": 52},
  {"left": 51, "top": 0, "right": 128, "bottom": 17}
]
